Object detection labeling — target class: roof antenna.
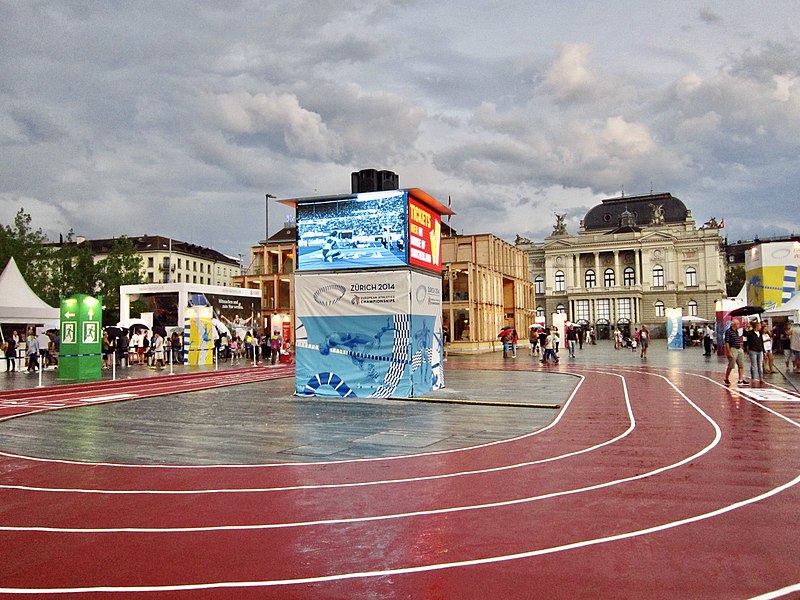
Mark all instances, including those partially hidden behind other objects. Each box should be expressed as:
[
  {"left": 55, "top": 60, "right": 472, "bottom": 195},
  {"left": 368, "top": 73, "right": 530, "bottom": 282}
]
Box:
[
  {"left": 621, "top": 185, "right": 625, "bottom": 198},
  {"left": 650, "top": 181, "right": 654, "bottom": 194}
]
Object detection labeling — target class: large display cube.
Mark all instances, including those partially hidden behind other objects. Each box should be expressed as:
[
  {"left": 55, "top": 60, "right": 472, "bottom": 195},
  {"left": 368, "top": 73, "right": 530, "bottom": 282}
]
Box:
[{"left": 295, "top": 270, "right": 444, "bottom": 398}]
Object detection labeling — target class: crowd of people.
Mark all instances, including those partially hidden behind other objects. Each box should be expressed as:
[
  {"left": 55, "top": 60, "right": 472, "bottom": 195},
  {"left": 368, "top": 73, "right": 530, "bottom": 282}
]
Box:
[
  {"left": 723, "top": 319, "right": 799, "bottom": 385},
  {"left": 101, "top": 327, "right": 287, "bottom": 370},
  {"left": 2, "top": 327, "right": 60, "bottom": 373}
]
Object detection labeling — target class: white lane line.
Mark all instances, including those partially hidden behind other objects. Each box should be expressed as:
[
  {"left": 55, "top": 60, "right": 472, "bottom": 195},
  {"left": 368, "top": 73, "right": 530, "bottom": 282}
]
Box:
[
  {"left": 0, "top": 371, "right": 727, "bottom": 533},
  {"left": 1, "top": 472, "right": 796, "bottom": 595},
  {"left": 0, "top": 373, "right": 587, "bottom": 468},
  {"left": 690, "top": 374, "right": 800, "bottom": 429},
  {"left": 749, "top": 583, "right": 800, "bottom": 600},
  {"left": 0, "top": 376, "right": 628, "bottom": 494},
  {"left": 79, "top": 393, "right": 138, "bottom": 403}
]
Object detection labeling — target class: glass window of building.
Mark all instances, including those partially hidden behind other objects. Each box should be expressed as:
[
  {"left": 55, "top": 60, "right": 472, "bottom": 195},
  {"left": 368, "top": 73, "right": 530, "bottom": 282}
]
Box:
[
  {"left": 654, "top": 300, "right": 665, "bottom": 317},
  {"left": 585, "top": 269, "right": 596, "bottom": 288},
  {"left": 279, "top": 280, "right": 291, "bottom": 309},
  {"left": 618, "top": 298, "right": 632, "bottom": 320},
  {"left": 623, "top": 267, "right": 635, "bottom": 286},
  {"left": 536, "top": 306, "right": 545, "bottom": 318},
  {"left": 688, "top": 300, "right": 698, "bottom": 316},
  {"left": 652, "top": 265, "right": 664, "bottom": 287},
  {"left": 576, "top": 300, "right": 590, "bottom": 321},
  {"left": 556, "top": 304, "right": 566, "bottom": 314},
  {"left": 555, "top": 270, "right": 565, "bottom": 292},
  {"left": 535, "top": 276, "right": 545, "bottom": 295},
  {"left": 604, "top": 268, "right": 615, "bottom": 287},
  {"left": 686, "top": 267, "right": 697, "bottom": 287},
  {"left": 597, "top": 298, "right": 611, "bottom": 321},
  {"left": 148, "top": 257, "right": 154, "bottom": 268}
]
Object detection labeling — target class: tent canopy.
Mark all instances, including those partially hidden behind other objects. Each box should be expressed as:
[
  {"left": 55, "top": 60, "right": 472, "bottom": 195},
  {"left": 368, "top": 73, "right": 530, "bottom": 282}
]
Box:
[
  {"left": 764, "top": 293, "right": 800, "bottom": 318},
  {"left": 0, "top": 257, "right": 60, "bottom": 324}
]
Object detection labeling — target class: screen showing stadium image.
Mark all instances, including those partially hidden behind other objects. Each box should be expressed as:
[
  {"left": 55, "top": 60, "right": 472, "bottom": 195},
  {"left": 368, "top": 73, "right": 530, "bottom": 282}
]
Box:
[{"left": 296, "top": 190, "right": 408, "bottom": 271}]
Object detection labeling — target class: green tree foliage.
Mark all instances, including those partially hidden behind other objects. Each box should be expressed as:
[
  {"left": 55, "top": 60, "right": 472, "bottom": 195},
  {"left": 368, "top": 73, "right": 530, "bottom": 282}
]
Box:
[
  {"left": 726, "top": 264, "right": 745, "bottom": 298},
  {"left": 1, "top": 209, "right": 145, "bottom": 323},
  {"left": 0, "top": 209, "right": 48, "bottom": 283},
  {"left": 95, "top": 237, "right": 145, "bottom": 325}
]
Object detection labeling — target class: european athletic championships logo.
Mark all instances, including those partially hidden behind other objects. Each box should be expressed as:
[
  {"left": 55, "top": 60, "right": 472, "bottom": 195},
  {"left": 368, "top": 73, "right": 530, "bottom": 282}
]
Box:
[{"left": 313, "top": 284, "right": 347, "bottom": 306}]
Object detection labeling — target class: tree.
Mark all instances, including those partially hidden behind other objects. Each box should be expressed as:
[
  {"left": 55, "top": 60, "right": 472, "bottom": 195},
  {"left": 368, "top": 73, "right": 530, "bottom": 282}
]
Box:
[
  {"left": 0, "top": 208, "right": 48, "bottom": 284},
  {"left": 35, "top": 231, "right": 98, "bottom": 306},
  {"left": 95, "top": 236, "right": 145, "bottom": 325},
  {"left": 726, "top": 264, "right": 745, "bottom": 298}
]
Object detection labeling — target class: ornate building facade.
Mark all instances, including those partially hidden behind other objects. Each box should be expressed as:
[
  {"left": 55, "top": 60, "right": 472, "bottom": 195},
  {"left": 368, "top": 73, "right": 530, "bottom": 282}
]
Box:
[{"left": 516, "top": 193, "right": 726, "bottom": 339}]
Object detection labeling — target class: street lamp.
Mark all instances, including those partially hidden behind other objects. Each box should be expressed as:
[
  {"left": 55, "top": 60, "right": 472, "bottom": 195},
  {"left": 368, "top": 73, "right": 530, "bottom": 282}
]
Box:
[{"left": 265, "top": 193, "right": 276, "bottom": 243}]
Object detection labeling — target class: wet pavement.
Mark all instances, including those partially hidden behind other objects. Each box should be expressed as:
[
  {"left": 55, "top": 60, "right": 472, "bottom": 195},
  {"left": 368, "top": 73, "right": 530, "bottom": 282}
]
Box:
[{"left": 0, "top": 341, "right": 797, "bottom": 464}]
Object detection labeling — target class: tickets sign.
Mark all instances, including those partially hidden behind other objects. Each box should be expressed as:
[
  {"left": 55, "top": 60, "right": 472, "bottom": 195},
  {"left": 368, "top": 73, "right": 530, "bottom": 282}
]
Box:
[{"left": 408, "top": 197, "right": 442, "bottom": 273}]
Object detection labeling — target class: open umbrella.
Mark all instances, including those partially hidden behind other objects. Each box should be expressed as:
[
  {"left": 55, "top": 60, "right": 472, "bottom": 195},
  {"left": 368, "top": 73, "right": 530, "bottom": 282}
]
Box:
[
  {"left": 212, "top": 318, "right": 230, "bottom": 338},
  {"left": 729, "top": 306, "right": 765, "bottom": 317},
  {"left": 104, "top": 326, "right": 123, "bottom": 340},
  {"left": 152, "top": 324, "right": 168, "bottom": 337},
  {"left": 497, "top": 325, "right": 513, "bottom": 338},
  {"left": 117, "top": 318, "right": 150, "bottom": 330}
]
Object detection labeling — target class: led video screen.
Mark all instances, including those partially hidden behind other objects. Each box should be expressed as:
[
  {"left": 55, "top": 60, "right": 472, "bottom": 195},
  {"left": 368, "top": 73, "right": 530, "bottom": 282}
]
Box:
[{"left": 296, "top": 190, "right": 408, "bottom": 271}]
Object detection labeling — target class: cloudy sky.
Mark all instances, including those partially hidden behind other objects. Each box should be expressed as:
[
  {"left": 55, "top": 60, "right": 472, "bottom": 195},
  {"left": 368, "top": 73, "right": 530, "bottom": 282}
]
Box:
[{"left": 1, "top": 1, "right": 798, "bottom": 259}]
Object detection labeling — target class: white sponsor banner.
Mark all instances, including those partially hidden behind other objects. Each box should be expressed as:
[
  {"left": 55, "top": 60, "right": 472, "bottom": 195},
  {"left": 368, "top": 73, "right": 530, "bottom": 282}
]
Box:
[{"left": 295, "top": 270, "right": 411, "bottom": 318}]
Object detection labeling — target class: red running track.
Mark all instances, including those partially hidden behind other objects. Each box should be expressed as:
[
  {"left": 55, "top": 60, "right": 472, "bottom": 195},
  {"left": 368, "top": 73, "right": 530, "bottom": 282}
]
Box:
[{"left": 0, "top": 362, "right": 798, "bottom": 598}]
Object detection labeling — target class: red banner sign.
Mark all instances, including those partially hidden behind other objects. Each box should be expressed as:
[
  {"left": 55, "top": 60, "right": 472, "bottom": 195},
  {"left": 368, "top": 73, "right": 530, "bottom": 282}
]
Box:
[{"left": 408, "top": 197, "right": 442, "bottom": 272}]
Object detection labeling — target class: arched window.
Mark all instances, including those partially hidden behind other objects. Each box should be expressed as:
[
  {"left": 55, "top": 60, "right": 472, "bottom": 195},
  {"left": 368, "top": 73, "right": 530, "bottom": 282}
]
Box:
[
  {"left": 652, "top": 265, "right": 665, "bottom": 287},
  {"left": 686, "top": 267, "right": 697, "bottom": 287},
  {"left": 604, "top": 268, "right": 615, "bottom": 287},
  {"left": 535, "top": 275, "right": 545, "bottom": 295},
  {"left": 536, "top": 306, "right": 545, "bottom": 318},
  {"left": 687, "top": 300, "right": 698, "bottom": 316},
  {"left": 654, "top": 300, "right": 665, "bottom": 317},
  {"left": 623, "top": 266, "right": 636, "bottom": 286},
  {"left": 585, "top": 269, "right": 596, "bottom": 288},
  {"left": 555, "top": 270, "right": 565, "bottom": 292},
  {"left": 556, "top": 304, "right": 566, "bottom": 314}
]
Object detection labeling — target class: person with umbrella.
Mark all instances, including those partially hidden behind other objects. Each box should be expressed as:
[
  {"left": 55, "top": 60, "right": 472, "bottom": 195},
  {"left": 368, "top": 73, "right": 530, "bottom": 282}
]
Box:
[
  {"left": 723, "top": 318, "right": 748, "bottom": 386},
  {"left": 498, "top": 325, "right": 513, "bottom": 359}
]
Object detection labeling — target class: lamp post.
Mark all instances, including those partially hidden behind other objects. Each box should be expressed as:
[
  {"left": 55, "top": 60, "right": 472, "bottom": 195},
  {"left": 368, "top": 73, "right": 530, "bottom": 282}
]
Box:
[{"left": 265, "top": 193, "right": 276, "bottom": 243}]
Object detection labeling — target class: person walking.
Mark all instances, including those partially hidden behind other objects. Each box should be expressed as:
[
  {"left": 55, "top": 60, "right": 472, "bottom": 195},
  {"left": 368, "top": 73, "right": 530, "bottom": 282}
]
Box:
[
  {"left": 639, "top": 324, "right": 650, "bottom": 359},
  {"left": 528, "top": 326, "right": 539, "bottom": 356},
  {"left": 270, "top": 330, "right": 283, "bottom": 365},
  {"left": 5, "top": 333, "right": 17, "bottom": 372},
  {"left": 566, "top": 324, "right": 577, "bottom": 358},
  {"left": 702, "top": 324, "right": 714, "bottom": 356},
  {"left": 541, "top": 328, "right": 559, "bottom": 365},
  {"left": 790, "top": 321, "right": 800, "bottom": 373},
  {"left": 25, "top": 333, "right": 39, "bottom": 373},
  {"left": 724, "top": 318, "right": 748, "bottom": 385},
  {"left": 743, "top": 319, "right": 764, "bottom": 383},
  {"left": 101, "top": 331, "right": 111, "bottom": 369},
  {"left": 761, "top": 323, "right": 774, "bottom": 375},
  {"left": 150, "top": 332, "right": 165, "bottom": 369}
]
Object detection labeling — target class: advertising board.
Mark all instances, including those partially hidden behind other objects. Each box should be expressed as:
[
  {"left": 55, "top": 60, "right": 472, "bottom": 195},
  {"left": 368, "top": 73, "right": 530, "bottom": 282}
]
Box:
[
  {"left": 408, "top": 197, "right": 442, "bottom": 273},
  {"left": 296, "top": 190, "right": 408, "bottom": 272},
  {"left": 294, "top": 270, "right": 443, "bottom": 397},
  {"left": 745, "top": 241, "right": 800, "bottom": 309}
]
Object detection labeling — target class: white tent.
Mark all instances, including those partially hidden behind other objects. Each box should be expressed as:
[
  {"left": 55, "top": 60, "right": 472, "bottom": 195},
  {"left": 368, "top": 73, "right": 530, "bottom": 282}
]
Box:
[
  {"left": 764, "top": 293, "right": 800, "bottom": 320},
  {"left": 0, "top": 257, "right": 60, "bottom": 325}
]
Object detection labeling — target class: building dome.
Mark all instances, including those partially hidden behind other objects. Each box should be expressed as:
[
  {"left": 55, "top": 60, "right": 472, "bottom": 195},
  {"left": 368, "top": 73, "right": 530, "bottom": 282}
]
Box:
[{"left": 582, "top": 193, "right": 689, "bottom": 232}]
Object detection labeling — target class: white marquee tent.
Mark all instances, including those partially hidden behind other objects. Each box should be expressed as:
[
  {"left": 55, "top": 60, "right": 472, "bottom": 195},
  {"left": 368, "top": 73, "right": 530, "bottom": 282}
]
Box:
[
  {"left": 0, "top": 257, "right": 60, "bottom": 326},
  {"left": 764, "top": 292, "right": 800, "bottom": 321}
]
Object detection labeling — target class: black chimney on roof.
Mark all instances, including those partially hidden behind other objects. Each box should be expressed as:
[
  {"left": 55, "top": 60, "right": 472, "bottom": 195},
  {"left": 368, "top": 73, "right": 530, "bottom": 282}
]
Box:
[{"left": 351, "top": 169, "right": 399, "bottom": 193}]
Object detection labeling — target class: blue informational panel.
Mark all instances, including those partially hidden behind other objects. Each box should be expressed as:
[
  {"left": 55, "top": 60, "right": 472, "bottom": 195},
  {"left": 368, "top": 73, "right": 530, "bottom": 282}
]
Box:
[
  {"left": 294, "top": 270, "right": 444, "bottom": 398},
  {"left": 296, "top": 191, "right": 408, "bottom": 272},
  {"left": 666, "top": 307, "right": 684, "bottom": 350}
]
